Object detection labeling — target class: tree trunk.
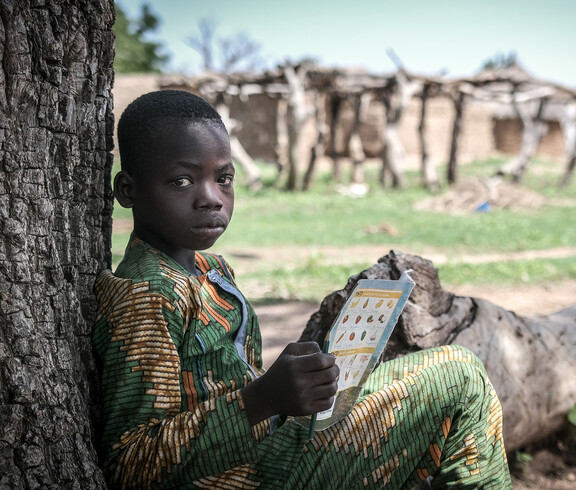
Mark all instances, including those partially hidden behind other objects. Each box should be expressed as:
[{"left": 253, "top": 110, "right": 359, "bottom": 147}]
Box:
[
  {"left": 561, "top": 152, "right": 576, "bottom": 188},
  {"left": 381, "top": 125, "right": 405, "bottom": 187},
  {"left": 349, "top": 133, "right": 365, "bottom": 183},
  {"left": 559, "top": 101, "right": 576, "bottom": 188},
  {"left": 284, "top": 64, "right": 313, "bottom": 191},
  {"left": 329, "top": 95, "right": 343, "bottom": 182},
  {"left": 274, "top": 97, "right": 289, "bottom": 178},
  {"left": 380, "top": 72, "right": 421, "bottom": 188},
  {"left": 302, "top": 91, "right": 327, "bottom": 191},
  {"left": 229, "top": 135, "right": 262, "bottom": 190},
  {"left": 299, "top": 250, "right": 576, "bottom": 453},
  {"left": 447, "top": 91, "right": 465, "bottom": 184},
  {"left": 348, "top": 93, "right": 370, "bottom": 185},
  {"left": 418, "top": 84, "right": 440, "bottom": 190},
  {"left": 496, "top": 96, "right": 548, "bottom": 182},
  {"left": 0, "top": 2, "right": 114, "bottom": 488},
  {"left": 216, "top": 98, "right": 262, "bottom": 191}
]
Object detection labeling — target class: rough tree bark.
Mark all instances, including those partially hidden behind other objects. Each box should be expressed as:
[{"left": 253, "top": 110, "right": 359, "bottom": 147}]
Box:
[
  {"left": 299, "top": 250, "right": 576, "bottom": 453},
  {"left": 0, "top": 1, "right": 114, "bottom": 488}
]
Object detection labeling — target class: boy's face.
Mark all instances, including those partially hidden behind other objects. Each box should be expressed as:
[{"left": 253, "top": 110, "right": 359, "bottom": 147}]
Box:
[{"left": 125, "top": 121, "right": 234, "bottom": 258}]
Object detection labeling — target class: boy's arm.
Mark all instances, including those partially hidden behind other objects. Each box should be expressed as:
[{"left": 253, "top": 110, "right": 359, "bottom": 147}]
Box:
[{"left": 94, "top": 272, "right": 262, "bottom": 488}]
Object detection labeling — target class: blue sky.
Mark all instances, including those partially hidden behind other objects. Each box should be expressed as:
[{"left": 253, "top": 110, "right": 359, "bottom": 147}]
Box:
[{"left": 119, "top": 0, "right": 576, "bottom": 87}]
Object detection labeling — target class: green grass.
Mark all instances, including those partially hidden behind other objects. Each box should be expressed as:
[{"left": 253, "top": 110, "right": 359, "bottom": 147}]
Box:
[
  {"left": 233, "top": 255, "right": 576, "bottom": 303},
  {"left": 111, "top": 156, "right": 576, "bottom": 302},
  {"left": 220, "top": 191, "right": 574, "bottom": 252},
  {"left": 439, "top": 256, "right": 576, "bottom": 287}
]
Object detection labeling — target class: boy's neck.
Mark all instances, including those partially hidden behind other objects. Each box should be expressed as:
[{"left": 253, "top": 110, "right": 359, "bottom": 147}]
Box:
[
  {"left": 165, "top": 249, "right": 200, "bottom": 277},
  {"left": 133, "top": 229, "right": 199, "bottom": 276}
]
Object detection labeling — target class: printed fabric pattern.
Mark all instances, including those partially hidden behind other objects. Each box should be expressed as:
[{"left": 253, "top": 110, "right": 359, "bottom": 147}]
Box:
[{"left": 93, "top": 235, "right": 511, "bottom": 489}]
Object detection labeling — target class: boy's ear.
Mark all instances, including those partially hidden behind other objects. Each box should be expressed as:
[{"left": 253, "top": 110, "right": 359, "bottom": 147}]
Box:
[{"left": 114, "top": 170, "right": 135, "bottom": 208}]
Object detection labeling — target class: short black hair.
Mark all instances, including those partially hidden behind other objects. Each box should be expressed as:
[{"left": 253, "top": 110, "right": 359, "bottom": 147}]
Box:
[{"left": 117, "top": 89, "right": 226, "bottom": 174}]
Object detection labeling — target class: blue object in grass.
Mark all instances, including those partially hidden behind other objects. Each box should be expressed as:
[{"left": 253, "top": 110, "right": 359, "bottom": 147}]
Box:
[{"left": 475, "top": 201, "right": 492, "bottom": 212}]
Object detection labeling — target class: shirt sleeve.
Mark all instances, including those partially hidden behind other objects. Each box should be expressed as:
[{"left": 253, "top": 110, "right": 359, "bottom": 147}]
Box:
[{"left": 93, "top": 270, "right": 265, "bottom": 489}]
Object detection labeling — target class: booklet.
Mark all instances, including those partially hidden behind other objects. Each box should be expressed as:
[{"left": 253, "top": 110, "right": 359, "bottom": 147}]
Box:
[{"left": 294, "top": 270, "right": 415, "bottom": 433}]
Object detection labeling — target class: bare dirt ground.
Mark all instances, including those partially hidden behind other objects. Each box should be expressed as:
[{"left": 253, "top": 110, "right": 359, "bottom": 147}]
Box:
[{"left": 241, "top": 245, "right": 576, "bottom": 490}]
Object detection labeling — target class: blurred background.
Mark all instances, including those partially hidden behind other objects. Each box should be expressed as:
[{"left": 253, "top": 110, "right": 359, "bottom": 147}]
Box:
[{"left": 110, "top": 0, "right": 576, "bottom": 310}]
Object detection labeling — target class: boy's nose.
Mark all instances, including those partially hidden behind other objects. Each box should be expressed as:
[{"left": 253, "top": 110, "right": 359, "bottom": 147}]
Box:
[{"left": 195, "top": 182, "right": 223, "bottom": 209}]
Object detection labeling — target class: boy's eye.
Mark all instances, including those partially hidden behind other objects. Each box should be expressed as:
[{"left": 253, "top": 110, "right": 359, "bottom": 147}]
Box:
[
  {"left": 172, "top": 177, "right": 192, "bottom": 187},
  {"left": 218, "top": 174, "right": 234, "bottom": 186}
]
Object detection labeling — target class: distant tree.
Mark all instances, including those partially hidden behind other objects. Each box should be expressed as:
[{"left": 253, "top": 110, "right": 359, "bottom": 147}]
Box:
[
  {"left": 479, "top": 51, "right": 519, "bottom": 71},
  {"left": 187, "top": 19, "right": 264, "bottom": 74},
  {"left": 220, "top": 32, "right": 262, "bottom": 73},
  {"left": 187, "top": 18, "right": 216, "bottom": 72},
  {"left": 114, "top": 2, "right": 168, "bottom": 73}
]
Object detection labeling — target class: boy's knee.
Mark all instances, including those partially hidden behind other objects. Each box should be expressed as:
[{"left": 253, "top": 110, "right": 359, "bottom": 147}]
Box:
[{"left": 435, "top": 345, "right": 491, "bottom": 388}]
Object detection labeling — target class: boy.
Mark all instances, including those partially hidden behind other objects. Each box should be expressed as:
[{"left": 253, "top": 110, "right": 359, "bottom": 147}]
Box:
[{"left": 93, "top": 90, "right": 511, "bottom": 489}]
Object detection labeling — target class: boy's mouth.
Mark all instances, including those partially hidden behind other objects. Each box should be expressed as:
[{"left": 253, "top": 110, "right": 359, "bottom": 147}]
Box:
[{"left": 191, "top": 223, "right": 226, "bottom": 238}]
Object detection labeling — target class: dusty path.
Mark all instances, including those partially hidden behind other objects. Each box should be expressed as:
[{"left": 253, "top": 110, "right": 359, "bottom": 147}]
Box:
[
  {"left": 113, "top": 218, "right": 576, "bottom": 329},
  {"left": 224, "top": 244, "right": 576, "bottom": 271}
]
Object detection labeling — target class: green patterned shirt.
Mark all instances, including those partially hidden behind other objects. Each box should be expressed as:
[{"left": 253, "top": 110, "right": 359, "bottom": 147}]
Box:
[{"left": 93, "top": 235, "right": 273, "bottom": 488}]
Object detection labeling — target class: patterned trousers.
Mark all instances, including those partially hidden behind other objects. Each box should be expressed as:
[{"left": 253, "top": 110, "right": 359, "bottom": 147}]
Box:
[{"left": 274, "top": 345, "right": 512, "bottom": 489}]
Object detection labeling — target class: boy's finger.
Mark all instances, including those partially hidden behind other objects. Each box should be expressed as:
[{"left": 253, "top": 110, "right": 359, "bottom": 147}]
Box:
[
  {"left": 296, "top": 353, "right": 337, "bottom": 374},
  {"left": 310, "top": 381, "right": 339, "bottom": 401},
  {"left": 283, "top": 341, "right": 321, "bottom": 356},
  {"left": 302, "top": 365, "right": 339, "bottom": 387}
]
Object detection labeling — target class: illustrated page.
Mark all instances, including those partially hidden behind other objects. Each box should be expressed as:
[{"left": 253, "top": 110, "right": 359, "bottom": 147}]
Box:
[{"left": 294, "top": 271, "right": 415, "bottom": 432}]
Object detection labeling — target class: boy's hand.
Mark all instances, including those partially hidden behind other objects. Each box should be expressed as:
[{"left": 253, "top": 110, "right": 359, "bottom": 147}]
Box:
[{"left": 241, "top": 342, "right": 339, "bottom": 426}]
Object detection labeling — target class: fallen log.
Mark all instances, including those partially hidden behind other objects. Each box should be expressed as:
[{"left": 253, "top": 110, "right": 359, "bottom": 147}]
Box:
[{"left": 299, "top": 250, "right": 576, "bottom": 451}]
